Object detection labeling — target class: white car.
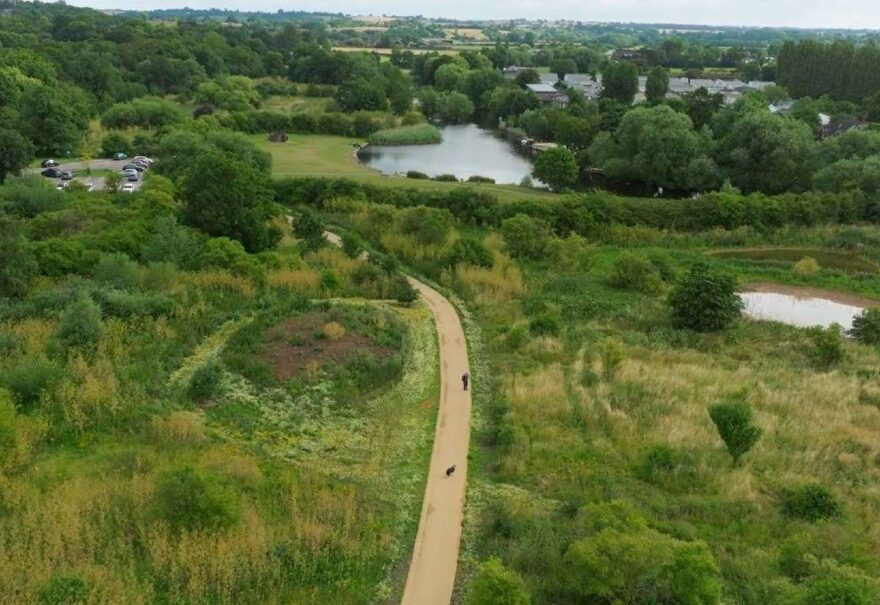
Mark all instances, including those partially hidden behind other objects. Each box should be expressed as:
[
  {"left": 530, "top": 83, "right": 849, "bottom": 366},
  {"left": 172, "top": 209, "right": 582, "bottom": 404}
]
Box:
[
  {"left": 132, "top": 156, "right": 154, "bottom": 165},
  {"left": 121, "top": 183, "right": 136, "bottom": 193}
]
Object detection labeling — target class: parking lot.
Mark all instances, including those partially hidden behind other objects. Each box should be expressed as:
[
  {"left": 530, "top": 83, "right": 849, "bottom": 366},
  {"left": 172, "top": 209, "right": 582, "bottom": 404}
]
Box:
[{"left": 30, "top": 159, "right": 146, "bottom": 192}]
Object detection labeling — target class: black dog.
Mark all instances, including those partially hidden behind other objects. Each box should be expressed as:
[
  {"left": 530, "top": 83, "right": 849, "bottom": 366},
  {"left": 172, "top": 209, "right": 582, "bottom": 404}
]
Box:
[{"left": 445, "top": 465, "right": 456, "bottom": 477}]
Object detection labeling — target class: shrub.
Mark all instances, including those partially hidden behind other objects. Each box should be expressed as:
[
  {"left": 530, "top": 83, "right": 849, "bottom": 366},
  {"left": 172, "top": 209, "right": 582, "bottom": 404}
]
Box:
[
  {"left": 501, "top": 214, "right": 552, "bottom": 260},
  {"left": 467, "top": 175, "right": 496, "bottom": 183},
  {"left": 849, "top": 308, "right": 880, "bottom": 345},
  {"left": 57, "top": 293, "right": 103, "bottom": 349},
  {"left": 406, "top": 170, "right": 429, "bottom": 179},
  {"left": 781, "top": 483, "right": 841, "bottom": 522},
  {"left": 708, "top": 399, "right": 762, "bottom": 465},
  {"left": 445, "top": 238, "right": 493, "bottom": 268},
  {"left": 37, "top": 573, "right": 90, "bottom": 605},
  {"left": 793, "top": 256, "right": 821, "bottom": 276},
  {"left": 600, "top": 338, "right": 624, "bottom": 382},
  {"left": 809, "top": 324, "right": 846, "bottom": 368},
  {"left": 188, "top": 357, "right": 223, "bottom": 401},
  {"left": 608, "top": 253, "right": 665, "bottom": 294},
  {"left": 0, "top": 215, "right": 38, "bottom": 299},
  {"left": 0, "top": 359, "right": 64, "bottom": 411},
  {"left": 340, "top": 232, "right": 364, "bottom": 259},
  {"left": 801, "top": 562, "right": 880, "bottom": 605},
  {"left": 323, "top": 321, "right": 346, "bottom": 340},
  {"left": 533, "top": 145, "right": 578, "bottom": 191},
  {"left": 529, "top": 312, "right": 561, "bottom": 336},
  {"left": 507, "top": 325, "right": 529, "bottom": 350},
  {"left": 669, "top": 263, "right": 742, "bottom": 332},
  {"left": 153, "top": 465, "right": 240, "bottom": 531},
  {"left": 467, "top": 557, "right": 530, "bottom": 605},
  {"left": 636, "top": 444, "right": 678, "bottom": 482},
  {"left": 100, "top": 131, "right": 131, "bottom": 158},
  {"left": 92, "top": 252, "right": 141, "bottom": 290},
  {"left": 433, "top": 173, "right": 458, "bottom": 182},
  {"left": 293, "top": 209, "right": 325, "bottom": 252},
  {"left": 392, "top": 275, "right": 419, "bottom": 304}
]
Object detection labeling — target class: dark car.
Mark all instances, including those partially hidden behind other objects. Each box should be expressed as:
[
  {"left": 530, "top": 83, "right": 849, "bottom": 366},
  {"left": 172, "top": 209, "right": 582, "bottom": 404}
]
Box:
[
  {"left": 122, "top": 163, "right": 144, "bottom": 172},
  {"left": 60, "top": 171, "right": 75, "bottom": 180},
  {"left": 113, "top": 152, "right": 128, "bottom": 161},
  {"left": 41, "top": 159, "right": 58, "bottom": 168},
  {"left": 41, "top": 168, "right": 62, "bottom": 178}
]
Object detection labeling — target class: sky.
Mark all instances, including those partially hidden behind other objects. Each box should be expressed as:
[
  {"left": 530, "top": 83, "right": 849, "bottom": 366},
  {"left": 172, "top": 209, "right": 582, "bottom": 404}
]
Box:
[{"left": 67, "top": 0, "right": 880, "bottom": 30}]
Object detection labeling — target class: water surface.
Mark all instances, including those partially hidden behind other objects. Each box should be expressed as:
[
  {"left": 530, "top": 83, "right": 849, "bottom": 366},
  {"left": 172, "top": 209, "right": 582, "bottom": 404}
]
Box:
[
  {"left": 739, "top": 291, "right": 864, "bottom": 330},
  {"left": 358, "top": 124, "right": 534, "bottom": 184}
]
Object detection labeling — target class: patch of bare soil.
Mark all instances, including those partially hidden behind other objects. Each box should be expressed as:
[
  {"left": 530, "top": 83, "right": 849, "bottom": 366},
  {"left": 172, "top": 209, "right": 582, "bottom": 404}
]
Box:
[
  {"left": 261, "top": 312, "right": 394, "bottom": 382},
  {"left": 742, "top": 282, "right": 880, "bottom": 308}
]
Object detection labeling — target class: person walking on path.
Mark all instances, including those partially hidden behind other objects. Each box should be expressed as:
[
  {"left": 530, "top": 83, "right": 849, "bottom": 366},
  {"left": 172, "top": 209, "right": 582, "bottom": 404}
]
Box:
[{"left": 461, "top": 372, "right": 469, "bottom": 391}]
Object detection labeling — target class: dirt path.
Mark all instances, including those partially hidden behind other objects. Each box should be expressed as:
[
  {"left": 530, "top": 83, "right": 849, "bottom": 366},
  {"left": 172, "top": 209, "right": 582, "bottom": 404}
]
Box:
[{"left": 323, "top": 232, "right": 470, "bottom": 604}]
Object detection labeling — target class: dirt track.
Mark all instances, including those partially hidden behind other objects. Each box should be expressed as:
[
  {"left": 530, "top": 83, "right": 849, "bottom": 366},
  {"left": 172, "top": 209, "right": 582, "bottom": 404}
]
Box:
[{"left": 323, "top": 232, "right": 471, "bottom": 604}]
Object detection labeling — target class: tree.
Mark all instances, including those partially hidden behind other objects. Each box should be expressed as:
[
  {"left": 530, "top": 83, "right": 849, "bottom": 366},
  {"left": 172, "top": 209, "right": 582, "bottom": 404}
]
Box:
[
  {"left": 708, "top": 400, "right": 762, "bottom": 465},
  {"left": 533, "top": 146, "right": 578, "bottom": 191},
  {"left": 57, "top": 292, "right": 103, "bottom": 348},
  {"left": 335, "top": 78, "right": 388, "bottom": 112},
  {"left": 849, "top": 308, "right": 880, "bottom": 345},
  {"left": 180, "top": 151, "right": 279, "bottom": 253},
  {"left": 715, "top": 110, "right": 817, "bottom": 194},
  {"left": 467, "top": 558, "right": 529, "bottom": 605},
  {"left": 0, "top": 129, "right": 33, "bottom": 184},
  {"left": 589, "top": 105, "right": 720, "bottom": 191},
  {"left": 500, "top": 214, "right": 552, "bottom": 259},
  {"left": 100, "top": 132, "right": 132, "bottom": 158},
  {"left": 435, "top": 91, "right": 475, "bottom": 124},
  {"left": 0, "top": 215, "right": 38, "bottom": 298},
  {"left": 645, "top": 66, "right": 670, "bottom": 103},
  {"left": 682, "top": 87, "right": 724, "bottom": 130},
  {"left": 551, "top": 57, "right": 577, "bottom": 82},
  {"left": 293, "top": 209, "right": 325, "bottom": 251},
  {"left": 600, "top": 62, "right": 639, "bottom": 105},
  {"left": 19, "top": 84, "right": 89, "bottom": 156},
  {"left": 514, "top": 68, "right": 541, "bottom": 87},
  {"left": 104, "top": 171, "right": 121, "bottom": 193},
  {"left": 669, "top": 263, "right": 742, "bottom": 332}
]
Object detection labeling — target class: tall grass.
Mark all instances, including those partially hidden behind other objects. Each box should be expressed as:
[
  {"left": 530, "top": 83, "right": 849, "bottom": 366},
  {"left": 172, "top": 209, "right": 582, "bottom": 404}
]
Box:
[{"left": 367, "top": 124, "right": 442, "bottom": 146}]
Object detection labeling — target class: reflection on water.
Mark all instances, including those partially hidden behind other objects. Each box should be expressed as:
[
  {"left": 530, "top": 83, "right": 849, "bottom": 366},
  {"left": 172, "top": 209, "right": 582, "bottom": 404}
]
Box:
[
  {"left": 358, "top": 124, "right": 534, "bottom": 185},
  {"left": 739, "top": 292, "right": 864, "bottom": 330}
]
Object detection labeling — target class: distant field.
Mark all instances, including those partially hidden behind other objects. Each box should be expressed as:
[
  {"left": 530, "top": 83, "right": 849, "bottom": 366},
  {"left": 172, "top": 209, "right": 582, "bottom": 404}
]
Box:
[
  {"left": 262, "top": 95, "right": 332, "bottom": 113},
  {"left": 708, "top": 247, "right": 880, "bottom": 273},
  {"left": 443, "top": 28, "right": 488, "bottom": 41},
  {"left": 251, "top": 133, "right": 554, "bottom": 203},
  {"left": 332, "top": 46, "right": 461, "bottom": 56}
]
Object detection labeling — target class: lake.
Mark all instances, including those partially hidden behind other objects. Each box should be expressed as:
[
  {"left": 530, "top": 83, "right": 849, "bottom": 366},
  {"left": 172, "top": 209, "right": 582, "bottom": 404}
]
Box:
[
  {"left": 739, "top": 291, "right": 865, "bottom": 330},
  {"left": 358, "top": 124, "right": 535, "bottom": 184}
]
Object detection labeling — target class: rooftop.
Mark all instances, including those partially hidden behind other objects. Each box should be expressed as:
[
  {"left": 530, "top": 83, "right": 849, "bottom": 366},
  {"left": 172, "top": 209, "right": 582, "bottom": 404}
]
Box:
[{"left": 527, "top": 83, "right": 561, "bottom": 94}]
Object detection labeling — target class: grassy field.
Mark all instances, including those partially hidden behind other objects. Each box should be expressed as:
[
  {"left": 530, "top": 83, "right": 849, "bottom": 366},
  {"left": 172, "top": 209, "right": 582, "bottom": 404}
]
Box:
[
  {"left": 251, "top": 133, "right": 556, "bottom": 203},
  {"left": 261, "top": 95, "right": 333, "bottom": 113},
  {"left": 320, "top": 200, "right": 880, "bottom": 604},
  {"left": 0, "top": 177, "right": 440, "bottom": 603}
]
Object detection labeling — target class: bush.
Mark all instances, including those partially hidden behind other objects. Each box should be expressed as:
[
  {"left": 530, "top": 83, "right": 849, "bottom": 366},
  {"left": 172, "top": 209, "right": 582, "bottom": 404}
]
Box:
[
  {"left": 501, "top": 214, "right": 552, "bottom": 260},
  {"left": 406, "top": 170, "right": 429, "bottom": 179},
  {"left": 57, "top": 293, "right": 103, "bottom": 349},
  {"left": 607, "top": 253, "right": 665, "bottom": 294},
  {"left": 188, "top": 357, "right": 223, "bottom": 401},
  {"left": 392, "top": 275, "right": 419, "bottom": 304},
  {"left": 340, "top": 232, "right": 364, "bottom": 259},
  {"left": 793, "top": 256, "right": 821, "bottom": 276},
  {"left": 801, "top": 562, "right": 880, "bottom": 605},
  {"left": 323, "top": 321, "right": 346, "bottom": 340},
  {"left": 529, "top": 312, "right": 561, "bottom": 336},
  {"left": 600, "top": 338, "right": 624, "bottom": 382},
  {"left": 153, "top": 465, "right": 240, "bottom": 531},
  {"left": 100, "top": 132, "right": 131, "bottom": 158},
  {"left": 781, "top": 483, "right": 841, "bottom": 522},
  {"left": 467, "top": 557, "right": 530, "bottom": 605},
  {"left": 445, "top": 238, "right": 493, "bottom": 268},
  {"left": 809, "top": 324, "right": 846, "bottom": 368},
  {"left": 636, "top": 444, "right": 679, "bottom": 482},
  {"left": 92, "top": 252, "right": 141, "bottom": 290},
  {"left": 467, "top": 175, "right": 496, "bottom": 183},
  {"left": 0, "top": 359, "right": 64, "bottom": 411},
  {"left": 37, "top": 573, "right": 90, "bottom": 605},
  {"left": 533, "top": 146, "right": 578, "bottom": 191},
  {"left": 708, "top": 399, "right": 762, "bottom": 465},
  {"left": 849, "top": 308, "right": 880, "bottom": 345},
  {"left": 433, "top": 174, "right": 458, "bottom": 182},
  {"left": 507, "top": 325, "right": 529, "bottom": 350},
  {"left": 669, "top": 263, "right": 742, "bottom": 332}
]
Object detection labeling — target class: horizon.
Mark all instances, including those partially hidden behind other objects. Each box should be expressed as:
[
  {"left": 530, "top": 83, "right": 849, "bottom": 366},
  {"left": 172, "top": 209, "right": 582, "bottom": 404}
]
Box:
[{"left": 62, "top": 0, "right": 880, "bottom": 31}]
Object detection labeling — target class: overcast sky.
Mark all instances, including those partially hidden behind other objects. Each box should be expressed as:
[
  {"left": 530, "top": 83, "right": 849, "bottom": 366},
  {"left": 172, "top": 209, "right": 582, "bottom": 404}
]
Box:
[{"left": 68, "top": 0, "right": 880, "bottom": 30}]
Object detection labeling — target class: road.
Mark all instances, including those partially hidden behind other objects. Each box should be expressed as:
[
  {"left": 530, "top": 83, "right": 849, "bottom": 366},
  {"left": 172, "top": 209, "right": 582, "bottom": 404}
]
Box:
[{"left": 324, "top": 232, "right": 471, "bottom": 604}]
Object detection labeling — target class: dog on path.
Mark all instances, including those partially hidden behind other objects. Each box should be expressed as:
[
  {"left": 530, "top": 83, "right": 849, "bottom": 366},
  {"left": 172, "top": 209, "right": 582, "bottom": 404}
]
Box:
[{"left": 445, "top": 465, "right": 456, "bottom": 478}]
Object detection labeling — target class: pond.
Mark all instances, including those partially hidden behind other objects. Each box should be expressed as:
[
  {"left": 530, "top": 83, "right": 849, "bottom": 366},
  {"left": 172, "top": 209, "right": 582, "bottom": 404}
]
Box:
[
  {"left": 357, "top": 124, "right": 534, "bottom": 184},
  {"left": 739, "top": 291, "right": 866, "bottom": 330}
]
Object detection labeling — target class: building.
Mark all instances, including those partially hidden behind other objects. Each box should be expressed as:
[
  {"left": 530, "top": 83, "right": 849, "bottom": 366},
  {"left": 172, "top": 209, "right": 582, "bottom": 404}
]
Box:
[
  {"left": 820, "top": 118, "right": 870, "bottom": 139},
  {"left": 526, "top": 83, "right": 570, "bottom": 107}
]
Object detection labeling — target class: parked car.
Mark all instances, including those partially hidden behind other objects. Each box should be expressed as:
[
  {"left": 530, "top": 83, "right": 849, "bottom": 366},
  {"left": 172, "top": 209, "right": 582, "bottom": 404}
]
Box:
[
  {"left": 60, "top": 171, "right": 75, "bottom": 180},
  {"left": 126, "top": 172, "right": 139, "bottom": 182},
  {"left": 113, "top": 152, "right": 128, "bottom": 160},
  {"left": 121, "top": 183, "right": 136, "bottom": 193},
  {"left": 41, "top": 168, "right": 61, "bottom": 178},
  {"left": 41, "top": 159, "right": 58, "bottom": 168},
  {"left": 132, "top": 159, "right": 150, "bottom": 169},
  {"left": 122, "top": 163, "right": 144, "bottom": 172},
  {"left": 132, "top": 156, "right": 154, "bottom": 165}
]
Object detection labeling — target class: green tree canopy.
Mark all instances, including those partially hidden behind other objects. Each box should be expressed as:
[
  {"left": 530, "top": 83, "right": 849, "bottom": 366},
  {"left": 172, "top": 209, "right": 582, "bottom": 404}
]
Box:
[
  {"left": 0, "top": 129, "right": 34, "bottom": 184},
  {"left": 669, "top": 263, "right": 742, "bottom": 332},
  {"left": 645, "top": 66, "right": 670, "bottom": 103},
  {"left": 600, "top": 62, "right": 639, "bottom": 105},
  {"left": 533, "top": 146, "right": 578, "bottom": 191}
]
